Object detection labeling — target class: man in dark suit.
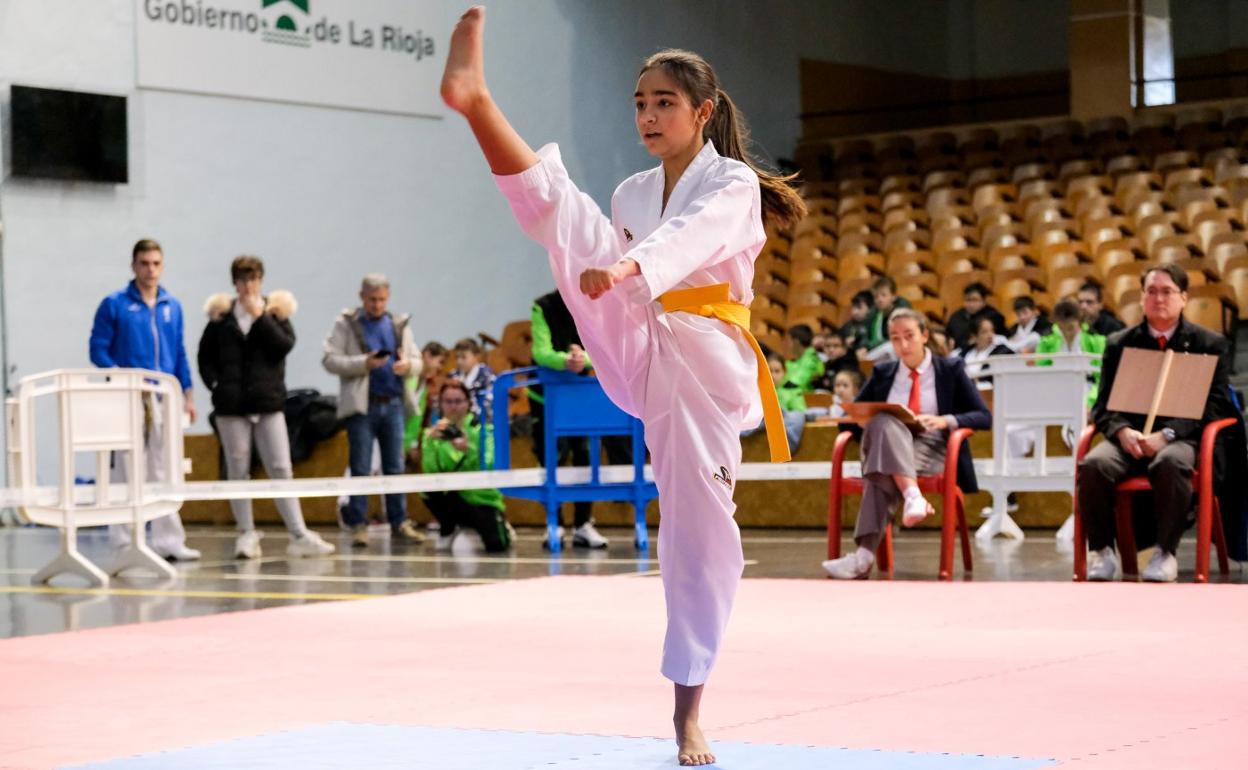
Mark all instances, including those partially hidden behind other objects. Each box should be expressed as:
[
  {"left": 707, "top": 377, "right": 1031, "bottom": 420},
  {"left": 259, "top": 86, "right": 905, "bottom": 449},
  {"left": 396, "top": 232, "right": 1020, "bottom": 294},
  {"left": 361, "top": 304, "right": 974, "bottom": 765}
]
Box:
[
  {"left": 1078, "top": 264, "right": 1241, "bottom": 582},
  {"left": 822, "top": 308, "right": 991, "bottom": 579},
  {"left": 1077, "top": 281, "right": 1126, "bottom": 337}
]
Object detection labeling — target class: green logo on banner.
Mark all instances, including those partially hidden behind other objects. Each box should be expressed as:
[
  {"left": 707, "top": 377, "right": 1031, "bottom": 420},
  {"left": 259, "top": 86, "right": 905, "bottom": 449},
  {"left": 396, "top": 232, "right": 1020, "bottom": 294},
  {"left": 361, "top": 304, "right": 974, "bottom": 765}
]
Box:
[{"left": 262, "top": 0, "right": 310, "bottom": 47}]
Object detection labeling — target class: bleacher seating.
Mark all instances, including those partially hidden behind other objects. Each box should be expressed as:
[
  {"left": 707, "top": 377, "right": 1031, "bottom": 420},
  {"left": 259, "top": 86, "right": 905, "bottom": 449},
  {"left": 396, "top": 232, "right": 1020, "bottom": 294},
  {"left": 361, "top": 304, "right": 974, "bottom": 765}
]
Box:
[{"left": 759, "top": 104, "right": 1248, "bottom": 336}]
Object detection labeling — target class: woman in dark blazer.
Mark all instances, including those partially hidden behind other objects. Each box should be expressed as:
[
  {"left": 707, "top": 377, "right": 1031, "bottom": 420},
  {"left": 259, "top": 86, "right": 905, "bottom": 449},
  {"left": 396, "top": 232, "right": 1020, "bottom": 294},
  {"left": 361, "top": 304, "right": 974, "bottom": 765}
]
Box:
[
  {"left": 823, "top": 308, "right": 991, "bottom": 579},
  {"left": 198, "top": 255, "right": 334, "bottom": 560}
]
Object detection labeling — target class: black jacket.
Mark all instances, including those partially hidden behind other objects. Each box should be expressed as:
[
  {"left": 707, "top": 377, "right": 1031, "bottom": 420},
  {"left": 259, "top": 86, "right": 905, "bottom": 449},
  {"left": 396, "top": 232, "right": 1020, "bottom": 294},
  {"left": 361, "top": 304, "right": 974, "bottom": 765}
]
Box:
[
  {"left": 854, "top": 355, "right": 992, "bottom": 493},
  {"left": 198, "top": 295, "right": 296, "bottom": 415},
  {"left": 1092, "top": 317, "right": 1248, "bottom": 559},
  {"left": 946, "top": 305, "right": 1007, "bottom": 351}
]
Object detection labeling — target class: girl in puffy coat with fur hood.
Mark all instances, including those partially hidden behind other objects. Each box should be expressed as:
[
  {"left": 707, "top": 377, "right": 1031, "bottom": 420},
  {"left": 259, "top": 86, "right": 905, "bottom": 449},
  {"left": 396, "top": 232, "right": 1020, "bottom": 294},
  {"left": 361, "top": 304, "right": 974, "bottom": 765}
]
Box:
[{"left": 198, "top": 256, "right": 335, "bottom": 559}]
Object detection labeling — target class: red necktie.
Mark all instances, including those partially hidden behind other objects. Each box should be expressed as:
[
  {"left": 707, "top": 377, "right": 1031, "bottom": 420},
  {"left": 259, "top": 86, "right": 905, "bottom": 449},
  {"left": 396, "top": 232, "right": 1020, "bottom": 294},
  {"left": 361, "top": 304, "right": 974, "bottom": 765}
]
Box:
[
  {"left": 908, "top": 368, "right": 922, "bottom": 415},
  {"left": 1158, "top": 335, "right": 1167, "bottom": 350}
]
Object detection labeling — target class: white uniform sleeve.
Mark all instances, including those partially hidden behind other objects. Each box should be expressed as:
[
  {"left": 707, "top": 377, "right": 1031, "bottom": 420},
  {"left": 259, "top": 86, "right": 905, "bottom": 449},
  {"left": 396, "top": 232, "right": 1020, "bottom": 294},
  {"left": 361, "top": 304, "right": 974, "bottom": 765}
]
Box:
[
  {"left": 494, "top": 143, "right": 622, "bottom": 271},
  {"left": 627, "top": 168, "right": 761, "bottom": 301}
]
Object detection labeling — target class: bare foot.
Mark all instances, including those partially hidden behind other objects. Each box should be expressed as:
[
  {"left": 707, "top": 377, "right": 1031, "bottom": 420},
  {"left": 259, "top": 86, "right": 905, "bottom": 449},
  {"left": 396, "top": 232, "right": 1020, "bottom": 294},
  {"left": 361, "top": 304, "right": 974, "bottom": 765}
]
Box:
[
  {"left": 440, "top": 6, "right": 489, "bottom": 115},
  {"left": 675, "top": 717, "right": 715, "bottom": 766}
]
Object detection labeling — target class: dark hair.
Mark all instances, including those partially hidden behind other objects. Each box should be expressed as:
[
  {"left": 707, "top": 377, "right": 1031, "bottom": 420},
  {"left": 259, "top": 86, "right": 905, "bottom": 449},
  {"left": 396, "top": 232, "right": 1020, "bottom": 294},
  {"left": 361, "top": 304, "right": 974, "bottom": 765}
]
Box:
[
  {"left": 787, "top": 324, "right": 813, "bottom": 347},
  {"left": 834, "top": 368, "right": 864, "bottom": 389},
  {"left": 824, "top": 330, "right": 845, "bottom": 343},
  {"left": 132, "top": 238, "right": 162, "bottom": 260},
  {"left": 963, "top": 282, "right": 989, "bottom": 299},
  {"left": 975, "top": 316, "right": 997, "bottom": 334},
  {"left": 872, "top": 275, "right": 898, "bottom": 293},
  {"left": 453, "top": 337, "right": 483, "bottom": 355},
  {"left": 439, "top": 379, "right": 472, "bottom": 402},
  {"left": 423, "top": 341, "right": 447, "bottom": 357},
  {"left": 1142, "top": 263, "right": 1189, "bottom": 292},
  {"left": 230, "top": 255, "right": 264, "bottom": 282},
  {"left": 639, "top": 50, "right": 806, "bottom": 228},
  {"left": 1053, "top": 297, "right": 1081, "bottom": 322},
  {"left": 1013, "top": 296, "right": 1037, "bottom": 313},
  {"left": 851, "top": 290, "right": 874, "bottom": 308},
  {"left": 1078, "top": 281, "right": 1104, "bottom": 301},
  {"left": 765, "top": 350, "right": 786, "bottom": 368}
]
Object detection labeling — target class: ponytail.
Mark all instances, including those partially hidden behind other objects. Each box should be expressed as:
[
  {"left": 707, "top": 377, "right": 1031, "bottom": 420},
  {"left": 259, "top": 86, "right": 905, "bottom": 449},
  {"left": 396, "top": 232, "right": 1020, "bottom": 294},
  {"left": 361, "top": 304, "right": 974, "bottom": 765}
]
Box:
[{"left": 641, "top": 50, "right": 807, "bottom": 230}]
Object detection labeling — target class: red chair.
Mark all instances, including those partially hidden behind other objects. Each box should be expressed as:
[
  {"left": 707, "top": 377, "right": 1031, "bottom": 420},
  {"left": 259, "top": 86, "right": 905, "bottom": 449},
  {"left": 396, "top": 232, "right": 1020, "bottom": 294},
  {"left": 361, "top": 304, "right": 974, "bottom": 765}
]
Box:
[
  {"left": 827, "top": 427, "right": 975, "bottom": 580},
  {"left": 1072, "top": 418, "right": 1236, "bottom": 583}
]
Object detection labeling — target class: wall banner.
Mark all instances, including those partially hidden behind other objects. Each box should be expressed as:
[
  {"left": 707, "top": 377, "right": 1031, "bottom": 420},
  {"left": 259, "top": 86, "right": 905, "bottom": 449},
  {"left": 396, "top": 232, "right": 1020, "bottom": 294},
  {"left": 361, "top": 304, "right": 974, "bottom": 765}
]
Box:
[{"left": 136, "top": 0, "right": 445, "bottom": 117}]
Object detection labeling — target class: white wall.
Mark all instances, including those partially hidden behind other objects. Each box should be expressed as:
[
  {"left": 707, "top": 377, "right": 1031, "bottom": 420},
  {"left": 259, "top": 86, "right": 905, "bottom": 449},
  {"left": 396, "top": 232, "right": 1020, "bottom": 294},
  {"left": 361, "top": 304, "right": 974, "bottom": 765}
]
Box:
[{"left": 0, "top": 0, "right": 1064, "bottom": 444}]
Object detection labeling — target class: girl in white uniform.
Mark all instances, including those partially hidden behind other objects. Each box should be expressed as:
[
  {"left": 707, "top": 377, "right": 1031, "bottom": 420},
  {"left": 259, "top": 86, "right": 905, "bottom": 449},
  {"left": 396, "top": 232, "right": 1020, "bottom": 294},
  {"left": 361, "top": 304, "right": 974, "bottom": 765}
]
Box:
[{"left": 441, "top": 7, "right": 804, "bottom": 765}]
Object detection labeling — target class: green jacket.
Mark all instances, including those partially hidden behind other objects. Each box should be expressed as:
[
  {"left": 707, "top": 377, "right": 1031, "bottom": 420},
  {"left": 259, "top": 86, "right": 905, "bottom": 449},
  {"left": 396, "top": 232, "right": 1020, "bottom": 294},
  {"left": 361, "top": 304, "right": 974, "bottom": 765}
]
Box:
[
  {"left": 1035, "top": 325, "right": 1106, "bottom": 407},
  {"left": 528, "top": 301, "right": 594, "bottom": 405},
  {"left": 784, "top": 348, "right": 825, "bottom": 392},
  {"left": 865, "top": 297, "right": 913, "bottom": 349},
  {"left": 777, "top": 382, "right": 807, "bottom": 412},
  {"left": 403, "top": 384, "right": 431, "bottom": 452},
  {"left": 420, "top": 417, "right": 505, "bottom": 511}
]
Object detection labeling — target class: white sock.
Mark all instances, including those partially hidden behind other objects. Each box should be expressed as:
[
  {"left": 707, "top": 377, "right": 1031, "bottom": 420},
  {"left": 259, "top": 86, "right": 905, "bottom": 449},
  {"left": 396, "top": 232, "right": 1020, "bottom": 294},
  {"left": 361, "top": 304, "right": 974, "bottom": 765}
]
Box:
[
  {"left": 854, "top": 546, "right": 875, "bottom": 569},
  {"left": 903, "top": 486, "right": 922, "bottom": 502}
]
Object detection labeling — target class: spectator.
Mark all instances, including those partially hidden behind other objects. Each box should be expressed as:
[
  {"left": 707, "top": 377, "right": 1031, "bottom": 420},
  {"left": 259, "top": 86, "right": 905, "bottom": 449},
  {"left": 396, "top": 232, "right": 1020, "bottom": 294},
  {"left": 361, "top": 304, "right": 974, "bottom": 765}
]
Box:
[
  {"left": 945, "top": 282, "right": 1007, "bottom": 352},
  {"left": 405, "top": 341, "right": 449, "bottom": 468},
  {"left": 421, "top": 380, "right": 514, "bottom": 553},
  {"left": 743, "top": 353, "right": 806, "bottom": 451},
  {"left": 840, "top": 290, "right": 874, "bottom": 351},
  {"left": 89, "top": 238, "right": 200, "bottom": 561},
  {"left": 322, "top": 273, "right": 426, "bottom": 548},
  {"left": 1036, "top": 298, "right": 1106, "bottom": 408},
  {"left": 862, "top": 276, "right": 912, "bottom": 356},
  {"left": 528, "top": 288, "right": 618, "bottom": 549},
  {"left": 811, "top": 330, "right": 857, "bottom": 391},
  {"left": 1077, "top": 282, "right": 1126, "bottom": 337},
  {"left": 821, "top": 309, "right": 990, "bottom": 579},
  {"left": 198, "top": 256, "right": 334, "bottom": 559},
  {"left": 1078, "top": 264, "right": 1245, "bottom": 582},
  {"left": 451, "top": 337, "right": 496, "bottom": 422},
  {"left": 1005, "top": 296, "right": 1052, "bottom": 353},
  {"left": 956, "top": 316, "right": 1015, "bottom": 390},
  {"left": 828, "top": 368, "right": 864, "bottom": 419},
  {"left": 784, "top": 323, "right": 825, "bottom": 392}
]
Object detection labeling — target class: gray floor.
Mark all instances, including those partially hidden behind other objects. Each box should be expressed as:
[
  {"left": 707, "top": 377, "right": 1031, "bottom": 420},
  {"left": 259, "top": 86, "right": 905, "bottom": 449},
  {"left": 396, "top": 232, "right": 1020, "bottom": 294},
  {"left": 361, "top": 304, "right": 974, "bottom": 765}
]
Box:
[{"left": 1, "top": 523, "right": 1243, "bottom": 639}]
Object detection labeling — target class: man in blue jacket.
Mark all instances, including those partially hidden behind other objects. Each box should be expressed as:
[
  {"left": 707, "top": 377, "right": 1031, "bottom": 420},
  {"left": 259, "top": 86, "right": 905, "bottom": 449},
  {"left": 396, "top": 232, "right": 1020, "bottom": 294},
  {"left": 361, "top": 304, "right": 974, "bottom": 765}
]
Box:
[{"left": 89, "top": 239, "right": 199, "bottom": 560}]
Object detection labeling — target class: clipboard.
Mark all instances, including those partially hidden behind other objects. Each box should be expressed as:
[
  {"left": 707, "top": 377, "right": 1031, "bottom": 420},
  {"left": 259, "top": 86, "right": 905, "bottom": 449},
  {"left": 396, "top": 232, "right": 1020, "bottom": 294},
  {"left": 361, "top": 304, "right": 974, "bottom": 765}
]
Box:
[
  {"left": 841, "top": 402, "right": 923, "bottom": 435},
  {"left": 1106, "top": 347, "right": 1218, "bottom": 432}
]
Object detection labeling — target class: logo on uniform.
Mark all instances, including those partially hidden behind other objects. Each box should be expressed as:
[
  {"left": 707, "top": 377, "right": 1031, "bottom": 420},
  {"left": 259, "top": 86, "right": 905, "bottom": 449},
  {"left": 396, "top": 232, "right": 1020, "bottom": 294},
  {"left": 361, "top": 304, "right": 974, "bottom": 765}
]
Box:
[
  {"left": 623, "top": 227, "right": 634, "bottom": 243},
  {"left": 711, "top": 465, "right": 732, "bottom": 489}
]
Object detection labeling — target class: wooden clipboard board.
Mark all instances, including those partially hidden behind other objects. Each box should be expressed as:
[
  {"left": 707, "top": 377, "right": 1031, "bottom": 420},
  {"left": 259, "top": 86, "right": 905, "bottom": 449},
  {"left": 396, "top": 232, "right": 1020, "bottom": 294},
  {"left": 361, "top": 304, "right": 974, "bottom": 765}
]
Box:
[
  {"left": 1106, "top": 347, "right": 1218, "bottom": 432},
  {"left": 841, "top": 402, "right": 923, "bottom": 435}
]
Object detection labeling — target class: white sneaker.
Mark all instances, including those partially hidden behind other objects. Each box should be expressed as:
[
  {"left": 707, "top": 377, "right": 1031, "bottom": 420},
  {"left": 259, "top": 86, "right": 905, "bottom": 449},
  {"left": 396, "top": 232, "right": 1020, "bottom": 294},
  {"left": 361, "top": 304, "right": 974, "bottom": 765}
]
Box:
[
  {"left": 451, "top": 529, "right": 485, "bottom": 554},
  {"left": 286, "top": 531, "right": 335, "bottom": 558},
  {"left": 1087, "top": 546, "right": 1118, "bottom": 581},
  {"left": 901, "top": 493, "right": 934, "bottom": 527},
  {"left": 1142, "top": 549, "right": 1178, "bottom": 583},
  {"left": 155, "top": 543, "right": 202, "bottom": 562},
  {"left": 572, "top": 521, "right": 609, "bottom": 549},
  {"left": 821, "top": 552, "right": 872, "bottom": 580},
  {"left": 235, "top": 530, "right": 264, "bottom": 559},
  {"left": 435, "top": 531, "right": 457, "bottom": 551}
]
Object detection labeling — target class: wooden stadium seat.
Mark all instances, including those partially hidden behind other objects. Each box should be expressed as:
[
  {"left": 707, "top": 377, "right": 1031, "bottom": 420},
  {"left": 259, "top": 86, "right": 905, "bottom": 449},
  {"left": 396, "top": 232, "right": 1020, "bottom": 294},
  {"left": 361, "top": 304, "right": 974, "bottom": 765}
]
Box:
[
  {"left": 883, "top": 206, "right": 930, "bottom": 233},
  {"left": 1105, "top": 261, "right": 1147, "bottom": 309},
  {"left": 787, "top": 303, "right": 841, "bottom": 331},
  {"left": 912, "top": 298, "right": 947, "bottom": 326},
  {"left": 936, "top": 248, "right": 988, "bottom": 276},
  {"left": 837, "top": 194, "right": 882, "bottom": 217},
  {"left": 1093, "top": 238, "right": 1145, "bottom": 277},
  {"left": 838, "top": 210, "right": 884, "bottom": 237},
  {"left": 926, "top": 187, "right": 972, "bottom": 215},
  {"left": 1038, "top": 241, "right": 1091, "bottom": 275},
  {"left": 975, "top": 203, "right": 1018, "bottom": 231},
  {"left": 993, "top": 267, "right": 1047, "bottom": 323},
  {"left": 1153, "top": 149, "right": 1198, "bottom": 176},
  {"left": 1221, "top": 254, "right": 1248, "bottom": 318},
  {"left": 1030, "top": 220, "right": 1079, "bottom": 248},
  {"left": 981, "top": 222, "right": 1028, "bottom": 255},
  {"left": 884, "top": 229, "right": 931, "bottom": 256},
  {"left": 887, "top": 249, "right": 936, "bottom": 275},
  {"left": 788, "top": 279, "right": 839, "bottom": 307},
  {"left": 880, "top": 174, "right": 921, "bottom": 196},
  {"left": 837, "top": 276, "right": 876, "bottom": 309},
  {"left": 837, "top": 231, "right": 883, "bottom": 258},
  {"left": 1049, "top": 264, "right": 1102, "bottom": 302},
  {"left": 1104, "top": 153, "right": 1143, "bottom": 178},
  {"left": 1136, "top": 213, "right": 1178, "bottom": 254},
  {"left": 1183, "top": 284, "right": 1237, "bottom": 336},
  {"left": 922, "top": 169, "right": 966, "bottom": 193},
  {"left": 882, "top": 189, "right": 922, "bottom": 212},
  {"left": 988, "top": 243, "right": 1038, "bottom": 273},
  {"left": 1178, "top": 198, "right": 1222, "bottom": 234},
  {"left": 1114, "top": 171, "right": 1163, "bottom": 207},
  {"left": 939, "top": 270, "right": 993, "bottom": 312},
  {"left": 1065, "top": 174, "right": 1113, "bottom": 209},
  {"left": 1081, "top": 216, "right": 1130, "bottom": 255},
  {"left": 932, "top": 226, "right": 979, "bottom": 254},
  {"left": 1150, "top": 234, "right": 1202, "bottom": 263},
  {"left": 837, "top": 252, "right": 885, "bottom": 283},
  {"left": 1208, "top": 232, "right": 1248, "bottom": 275},
  {"left": 1011, "top": 162, "right": 1054, "bottom": 185},
  {"left": 895, "top": 272, "right": 940, "bottom": 303},
  {"left": 966, "top": 164, "right": 1008, "bottom": 191},
  {"left": 792, "top": 214, "right": 838, "bottom": 241},
  {"left": 788, "top": 258, "right": 837, "bottom": 287}
]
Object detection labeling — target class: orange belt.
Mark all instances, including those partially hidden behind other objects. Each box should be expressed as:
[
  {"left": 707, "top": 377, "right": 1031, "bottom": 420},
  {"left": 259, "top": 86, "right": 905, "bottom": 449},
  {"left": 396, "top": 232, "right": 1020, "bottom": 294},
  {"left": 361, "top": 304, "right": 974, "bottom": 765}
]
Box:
[{"left": 658, "top": 283, "right": 791, "bottom": 463}]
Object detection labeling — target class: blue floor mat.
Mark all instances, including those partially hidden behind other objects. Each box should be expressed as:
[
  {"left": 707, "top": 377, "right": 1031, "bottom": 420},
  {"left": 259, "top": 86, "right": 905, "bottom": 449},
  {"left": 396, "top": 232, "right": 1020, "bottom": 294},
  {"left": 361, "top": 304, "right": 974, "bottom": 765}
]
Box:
[{"left": 66, "top": 722, "right": 1055, "bottom": 770}]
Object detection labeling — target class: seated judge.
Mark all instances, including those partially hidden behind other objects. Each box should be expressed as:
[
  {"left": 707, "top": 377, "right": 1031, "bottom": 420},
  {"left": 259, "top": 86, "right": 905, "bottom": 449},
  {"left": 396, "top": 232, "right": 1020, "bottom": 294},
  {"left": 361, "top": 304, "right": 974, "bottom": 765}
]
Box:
[
  {"left": 822, "top": 308, "right": 992, "bottom": 580},
  {"left": 1077, "top": 264, "right": 1242, "bottom": 583}
]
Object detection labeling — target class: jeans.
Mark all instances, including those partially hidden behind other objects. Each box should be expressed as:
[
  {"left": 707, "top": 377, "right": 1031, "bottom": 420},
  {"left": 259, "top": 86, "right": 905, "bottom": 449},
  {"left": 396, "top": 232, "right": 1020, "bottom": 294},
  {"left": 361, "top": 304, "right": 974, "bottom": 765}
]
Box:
[{"left": 344, "top": 398, "right": 408, "bottom": 529}]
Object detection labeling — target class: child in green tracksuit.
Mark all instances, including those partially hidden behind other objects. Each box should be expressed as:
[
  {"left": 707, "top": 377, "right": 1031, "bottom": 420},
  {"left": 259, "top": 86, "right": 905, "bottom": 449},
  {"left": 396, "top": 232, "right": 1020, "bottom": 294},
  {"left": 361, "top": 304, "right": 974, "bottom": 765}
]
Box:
[
  {"left": 784, "top": 323, "right": 825, "bottom": 392},
  {"left": 420, "top": 380, "right": 512, "bottom": 552}
]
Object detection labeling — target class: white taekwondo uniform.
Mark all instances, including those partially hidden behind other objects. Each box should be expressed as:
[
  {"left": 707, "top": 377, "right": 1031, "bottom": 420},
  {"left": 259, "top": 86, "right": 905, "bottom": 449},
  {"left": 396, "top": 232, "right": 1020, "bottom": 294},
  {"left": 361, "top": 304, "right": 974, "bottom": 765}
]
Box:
[{"left": 496, "top": 140, "right": 766, "bottom": 686}]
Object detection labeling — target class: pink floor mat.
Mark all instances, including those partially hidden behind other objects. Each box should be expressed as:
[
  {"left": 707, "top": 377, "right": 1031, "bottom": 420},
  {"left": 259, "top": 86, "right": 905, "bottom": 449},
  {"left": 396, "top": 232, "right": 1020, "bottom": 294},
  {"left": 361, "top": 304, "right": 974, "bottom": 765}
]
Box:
[{"left": 1, "top": 576, "right": 1244, "bottom": 769}]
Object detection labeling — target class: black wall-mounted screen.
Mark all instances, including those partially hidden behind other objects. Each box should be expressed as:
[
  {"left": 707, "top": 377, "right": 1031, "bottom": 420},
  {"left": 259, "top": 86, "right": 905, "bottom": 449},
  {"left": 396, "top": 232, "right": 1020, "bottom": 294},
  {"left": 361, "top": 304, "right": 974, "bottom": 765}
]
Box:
[{"left": 9, "top": 85, "right": 128, "bottom": 183}]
